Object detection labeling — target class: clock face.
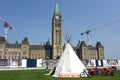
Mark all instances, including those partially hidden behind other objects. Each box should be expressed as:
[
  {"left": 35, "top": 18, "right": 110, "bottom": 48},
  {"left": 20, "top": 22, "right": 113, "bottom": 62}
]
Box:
[{"left": 55, "top": 16, "right": 59, "bottom": 19}]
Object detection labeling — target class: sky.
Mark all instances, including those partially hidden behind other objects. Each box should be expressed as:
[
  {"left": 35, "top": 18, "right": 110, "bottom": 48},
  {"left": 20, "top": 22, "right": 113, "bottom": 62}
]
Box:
[{"left": 0, "top": 0, "right": 120, "bottom": 59}]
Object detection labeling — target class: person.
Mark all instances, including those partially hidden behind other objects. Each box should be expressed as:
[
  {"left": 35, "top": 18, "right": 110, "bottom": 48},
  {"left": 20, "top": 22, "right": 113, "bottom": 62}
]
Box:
[
  {"left": 89, "top": 68, "right": 94, "bottom": 75},
  {"left": 95, "top": 67, "right": 100, "bottom": 75},
  {"left": 100, "top": 68, "right": 107, "bottom": 75},
  {"left": 111, "top": 66, "right": 117, "bottom": 75},
  {"left": 108, "top": 68, "right": 114, "bottom": 76}
]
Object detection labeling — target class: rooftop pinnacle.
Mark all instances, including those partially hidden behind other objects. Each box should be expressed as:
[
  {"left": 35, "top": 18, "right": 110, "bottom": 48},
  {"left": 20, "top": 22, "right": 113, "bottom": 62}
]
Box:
[{"left": 55, "top": 2, "right": 60, "bottom": 15}]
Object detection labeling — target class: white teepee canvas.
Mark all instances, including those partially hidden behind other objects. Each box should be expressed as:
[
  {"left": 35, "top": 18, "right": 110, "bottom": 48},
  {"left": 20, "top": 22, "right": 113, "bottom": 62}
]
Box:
[{"left": 49, "top": 43, "right": 88, "bottom": 77}]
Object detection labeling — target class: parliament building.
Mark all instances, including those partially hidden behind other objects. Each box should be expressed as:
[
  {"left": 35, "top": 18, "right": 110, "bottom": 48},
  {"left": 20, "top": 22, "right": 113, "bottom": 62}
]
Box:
[{"left": 0, "top": 2, "right": 104, "bottom": 60}]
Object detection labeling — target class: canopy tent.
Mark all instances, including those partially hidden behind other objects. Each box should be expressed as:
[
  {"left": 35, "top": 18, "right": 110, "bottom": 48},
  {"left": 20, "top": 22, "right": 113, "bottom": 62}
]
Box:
[{"left": 49, "top": 43, "right": 89, "bottom": 78}]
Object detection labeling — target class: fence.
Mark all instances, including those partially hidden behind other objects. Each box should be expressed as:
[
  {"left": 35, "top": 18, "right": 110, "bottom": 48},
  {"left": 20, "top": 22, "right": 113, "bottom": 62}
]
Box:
[{"left": 0, "top": 59, "right": 120, "bottom": 70}]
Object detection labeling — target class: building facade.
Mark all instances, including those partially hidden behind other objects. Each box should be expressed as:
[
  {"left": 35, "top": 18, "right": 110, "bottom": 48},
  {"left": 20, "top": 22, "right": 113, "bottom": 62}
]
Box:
[
  {"left": 0, "top": 2, "right": 104, "bottom": 60},
  {"left": 0, "top": 37, "right": 52, "bottom": 59},
  {"left": 75, "top": 41, "right": 104, "bottom": 60}
]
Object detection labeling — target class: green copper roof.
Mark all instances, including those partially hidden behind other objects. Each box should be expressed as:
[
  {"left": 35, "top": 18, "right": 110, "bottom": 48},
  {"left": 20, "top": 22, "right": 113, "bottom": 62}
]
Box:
[{"left": 55, "top": 2, "right": 60, "bottom": 14}]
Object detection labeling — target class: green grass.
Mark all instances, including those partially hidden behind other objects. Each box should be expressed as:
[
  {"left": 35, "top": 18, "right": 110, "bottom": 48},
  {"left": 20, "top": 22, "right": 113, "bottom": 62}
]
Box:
[{"left": 0, "top": 69, "right": 120, "bottom": 80}]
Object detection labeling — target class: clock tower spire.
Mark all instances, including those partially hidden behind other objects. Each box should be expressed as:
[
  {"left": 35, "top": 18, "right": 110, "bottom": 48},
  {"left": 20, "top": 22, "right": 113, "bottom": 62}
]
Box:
[
  {"left": 55, "top": 1, "right": 60, "bottom": 15},
  {"left": 52, "top": 2, "right": 62, "bottom": 59}
]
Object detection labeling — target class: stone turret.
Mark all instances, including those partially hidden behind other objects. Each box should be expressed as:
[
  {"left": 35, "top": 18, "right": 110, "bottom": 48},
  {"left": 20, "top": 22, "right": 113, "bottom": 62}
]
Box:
[
  {"left": 80, "top": 41, "right": 87, "bottom": 47},
  {"left": 22, "top": 37, "right": 29, "bottom": 45},
  {"left": 0, "top": 36, "right": 6, "bottom": 44},
  {"left": 96, "top": 42, "right": 105, "bottom": 59},
  {"left": 21, "top": 37, "right": 29, "bottom": 59}
]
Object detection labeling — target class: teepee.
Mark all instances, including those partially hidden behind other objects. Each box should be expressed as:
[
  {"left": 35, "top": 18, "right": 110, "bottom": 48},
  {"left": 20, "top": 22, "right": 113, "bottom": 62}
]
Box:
[
  {"left": 49, "top": 43, "right": 88, "bottom": 77},
  {"left": 48, "top": 32, "right": 89, "bottom": 78}
]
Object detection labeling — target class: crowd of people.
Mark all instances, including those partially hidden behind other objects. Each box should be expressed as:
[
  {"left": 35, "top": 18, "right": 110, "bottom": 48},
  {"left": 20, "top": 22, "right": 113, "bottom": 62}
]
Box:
[{"left": 88, "top": 66, "right": 117, "bottom": 76}]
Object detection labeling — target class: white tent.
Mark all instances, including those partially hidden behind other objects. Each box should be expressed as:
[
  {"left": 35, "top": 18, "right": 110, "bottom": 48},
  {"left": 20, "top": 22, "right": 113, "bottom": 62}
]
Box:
[{"left": 49, "top": 43, "right": 89, "bottom": 78}]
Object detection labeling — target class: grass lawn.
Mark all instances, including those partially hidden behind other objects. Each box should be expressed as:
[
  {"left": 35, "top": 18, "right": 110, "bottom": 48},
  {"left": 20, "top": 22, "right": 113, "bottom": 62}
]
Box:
[{"left": 0, "top": 69, "right": 120, "bottom": 80}]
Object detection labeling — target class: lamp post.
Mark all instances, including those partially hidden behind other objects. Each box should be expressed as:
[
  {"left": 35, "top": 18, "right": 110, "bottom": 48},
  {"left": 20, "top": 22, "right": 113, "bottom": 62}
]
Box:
[{"left": 46, "top": 56, "right": 49, "bottom": 69}]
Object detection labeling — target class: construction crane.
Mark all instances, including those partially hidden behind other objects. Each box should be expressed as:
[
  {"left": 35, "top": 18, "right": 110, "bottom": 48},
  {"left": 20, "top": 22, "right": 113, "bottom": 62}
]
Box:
[
  {"left": 0, "top": 17, "right": 12, "bottom": 40},
  {"left": 81, "top": 19, "right": 120, "bottom": 45}
]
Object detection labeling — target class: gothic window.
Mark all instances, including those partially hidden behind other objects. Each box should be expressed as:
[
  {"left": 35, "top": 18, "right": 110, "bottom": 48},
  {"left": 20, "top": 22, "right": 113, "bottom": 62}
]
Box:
[
  {"left": 56, "top": 46, "right": 59, "bottom": 54},
  {"left": 0, "top": 51, "right": 2, "bottom": 54},
  {"left": 55, "top": 18, "right": 61, "bottom": 22},
  {"left": 4, "top": 52, "right": 7, "bottom": 55},
  {"left": 0, "top": 46, "right": 3, "bottom": 48},
  {"left": 100, "top": 54, "right": 103, "bottom": 56},
  {"left": 55, "top": 22, "right": 61, "bottom": 27}
]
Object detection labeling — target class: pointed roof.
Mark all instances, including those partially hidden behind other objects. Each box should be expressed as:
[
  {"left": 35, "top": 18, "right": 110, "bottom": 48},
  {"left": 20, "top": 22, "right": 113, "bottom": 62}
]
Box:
[
  {"left": 49, "top": 43, "right": 88, "bottom": 77},
  {"left": 55, "top": 2, "right": 60, "bottom": 15},
  {"left": 21, "top": 37, "right": 29, "bottom": 45}
]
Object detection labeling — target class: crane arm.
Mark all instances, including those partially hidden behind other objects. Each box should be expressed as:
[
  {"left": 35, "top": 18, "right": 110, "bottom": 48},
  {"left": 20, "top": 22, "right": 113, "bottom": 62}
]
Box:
[
  {"left": 0, "top": 17, "right": 12, "bottom": 40},
  {"left": 81, "top": 19, "right": 120, "bottom": 35},
  {"left": 81, "top": 30, "right": 91, "bottom": 35},
  {"left": 0, "top": 17, "right": 5, "bottom": 22},
  {"left": 91, "top": 19, "right": 120, "bottom": 31}
]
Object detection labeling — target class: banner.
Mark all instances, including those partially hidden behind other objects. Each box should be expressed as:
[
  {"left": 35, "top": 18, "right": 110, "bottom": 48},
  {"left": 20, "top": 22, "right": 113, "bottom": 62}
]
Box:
[{"left": 0, "top": 59, "right": 8, "bottom": 66}]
